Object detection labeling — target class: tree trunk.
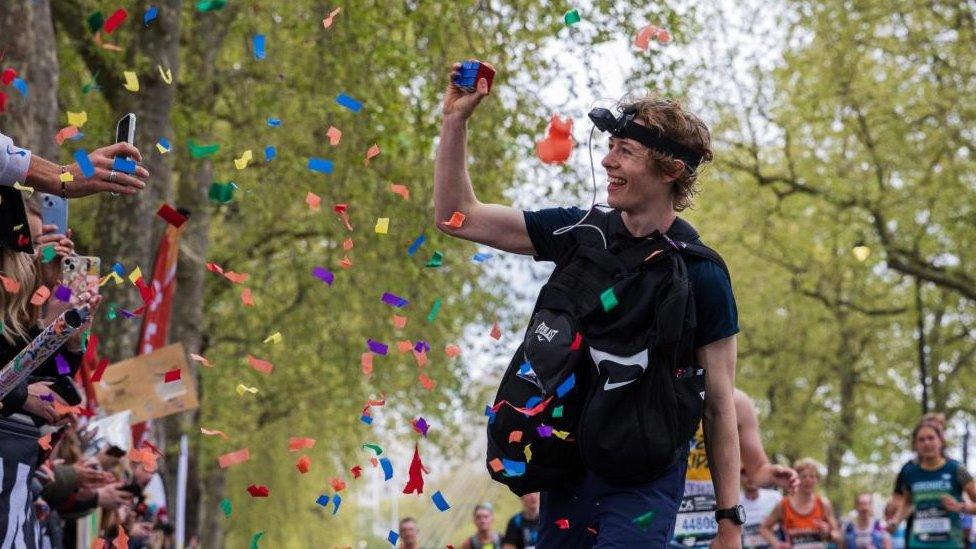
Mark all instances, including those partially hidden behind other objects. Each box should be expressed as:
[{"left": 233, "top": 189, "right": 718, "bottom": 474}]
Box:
[{"left": 0, "top": 0, "right": 60, "bottom": 159}]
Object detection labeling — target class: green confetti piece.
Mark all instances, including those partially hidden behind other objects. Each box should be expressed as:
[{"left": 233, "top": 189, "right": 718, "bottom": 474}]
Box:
[
  {"left": 600, "top": 287, "right": 618, "bottom": 312},
  {"left": 208, "top": 182, "right": 235, "bottom": 203},
  {"left": 362, "top": 443, "right": 383, "bottom": 455},
  {"left": 425, "top": 251, "right": 443, "bottom": 268},
  {"left": 633, "top": 509, "right": 657, "bottom": 530},
  {"left": 41, "top": 245, "right": 56, "bottom": 263},
  {"left": 427, "top": 298, "right": 442, "bottom": 324},
  {"left": 106, "top": 307, "right": 117, "bottom": 321},
  {"left": 87, "top": 11, "right": 104, "bottom": 33},
  {"left": 196, "top": 0, "right": 228, "bottom": 12},
  {"left": 249, "top": 531, "right": 264, "bottom": 549},
  {"left": 564, "top": 9, "right": 581, "bottom": 25},
  {"left": 219, "top": 498, "right": 232, "bottom": 517},
  {"left": 552, "top": 405, "right": 564, "bottom": 418},
  {"left": 189, "top": 139, "right": 221, "bottom": 159}
]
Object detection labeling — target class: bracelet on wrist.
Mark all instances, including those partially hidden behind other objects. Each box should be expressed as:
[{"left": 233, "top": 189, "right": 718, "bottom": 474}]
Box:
[{"left": 58, "top": 165, "right": 68, "bottom": 198}]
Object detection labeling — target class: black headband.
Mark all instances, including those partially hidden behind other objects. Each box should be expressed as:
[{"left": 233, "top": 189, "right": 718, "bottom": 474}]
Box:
[{"left": 588, "top": 107, "right": 703, "bottom": 170}]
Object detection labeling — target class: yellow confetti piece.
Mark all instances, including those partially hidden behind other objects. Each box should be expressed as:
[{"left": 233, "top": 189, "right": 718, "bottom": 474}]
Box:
[
  {"left": 552, "top": 429, "right": 571, "bottom": 440},
  {"left": 67, "top": 111, "right": 88, "bottom": 127},
  {"left": 157, "top": 65, "right": 172, "bottom": 84},
  {"left": 123, "top": 71, "right": 140, "bottom": 92},
  {"left": 524, "top": 443, "right": 532, "bottom": 463},
  {"left": 12, "top": 182, "right": 33, "bottom": 195},
  {"left": 59, "top": 171, "right": 74, "bottom": 183},
  {"left": 374, "top": 218, "right": 389, "bottom": 234},
  {"left": 234, "top": 149, "right": 253, "bottom": 170},
  {"left": 263, "top": 332, "right": 282, "bottom": 344},
  {"left": 99, "top": 272, "right": 124, "bottom": 287},
  {"left": 128, "top": 266, "right": 143, "bottom": 284},
  {"left": 236, "top": 383, "right": 259, "bottom": 396},
  {"left": 156, "top": 141, "right": 171, "bottom": 154}
]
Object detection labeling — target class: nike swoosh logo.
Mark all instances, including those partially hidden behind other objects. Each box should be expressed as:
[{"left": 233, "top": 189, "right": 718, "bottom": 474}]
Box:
[
  {"left": 604, "top": 379, "right": 638, "bottom": 391},
  {"left": 6, "top": 145, "right": 27, "bottom": 157},
  {"left": 589, "top": 348, "right": 648, "bottom": 371}
]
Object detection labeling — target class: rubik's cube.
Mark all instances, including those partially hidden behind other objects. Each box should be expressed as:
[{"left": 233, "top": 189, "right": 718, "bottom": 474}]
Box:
[{"left": 453, "top": 60, "right": 495, "bottom": 93}]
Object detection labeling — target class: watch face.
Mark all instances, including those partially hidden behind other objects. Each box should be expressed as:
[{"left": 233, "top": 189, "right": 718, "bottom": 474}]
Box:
[{"left": 734, "top": 505, "right": 747, "bottom": 524}]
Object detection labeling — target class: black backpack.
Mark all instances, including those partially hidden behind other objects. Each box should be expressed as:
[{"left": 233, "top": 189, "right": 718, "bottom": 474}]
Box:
[{"left": 485, "top": 208, "right": 728, "bottom": 494}]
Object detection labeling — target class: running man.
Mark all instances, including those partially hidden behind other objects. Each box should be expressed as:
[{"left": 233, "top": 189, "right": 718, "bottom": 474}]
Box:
[{"left": 759, "top": 458, "right": 840, "bottom": 548}]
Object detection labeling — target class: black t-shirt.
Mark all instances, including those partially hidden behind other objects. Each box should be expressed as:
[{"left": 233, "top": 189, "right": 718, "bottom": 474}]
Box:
[
  {"left": 502, "top": 512, "right": 540, "bottom": 548},
  {"left": 523, "top": 207, "right": 739, "bottom": 348}
]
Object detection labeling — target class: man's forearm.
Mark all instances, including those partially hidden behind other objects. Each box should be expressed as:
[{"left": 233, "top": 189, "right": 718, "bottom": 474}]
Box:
[
  {"left": 24, "top": 154, "right": 61, "bottom": 195},
  {"left": 433, "top": 116, "right": 478, "bottom": 224},
  {"left": 704, "top": 394, "right": 741, "bottom": 509}
]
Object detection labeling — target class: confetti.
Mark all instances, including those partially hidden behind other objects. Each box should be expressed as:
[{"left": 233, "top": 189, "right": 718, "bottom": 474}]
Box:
[
  {"left": 441, "top": 211, "right": 466, "bottom": 228},
  {"left": 307, "top": 157, "right": 334, "bottom": 174},
  {"left": 322, "top": 7, "right": 341, "bottom": 28},
  {"left": 600, "top": 287, "right": 618, "bottom": 311},
  {"left": 361, "top": 352, "right": 374, "bottom": 375},
  {"left": 387, "top": 531, "right": 399, "bottom": 546},
  {"left": 389, "top": 183, "right": 410, "bottom": 200},
  {"left": 445, "top": 344, "right": 461, "bottom": 357},
  {"left": 156, "top": 204, "right": 188, "bottom": 228},
  {"left": 367, "top": 339, "right": 388, "bottom": 355},
  {"left": 163, "top": 369, "right": 181, "bottom": 383},
  {"left": 312, "top": 266, "right": 334, "bottom": 285},
  {"left": 123, "top": 71, "right": 140, "bottom": 92},
  {"left": 236, "top": 383, "right": 259, "bottom": 396},
  {"left": 30, "top": 286, "right": 51, "bottom": 306},
  {"left": 158, "top": 65, "right": 173, "bottom": 84},
  {"left": 53, "top": 285, "right": 71, "bottom": 302},
  {"left": 246, "top": 484, "right": 269, "bottom": 498},
  {"left": 402, "top": 444, "right": 427, "bottom": 494},
  {"left": 296, "top": 455, "right": 311, "bottom": 474},
  {"left": 374, "top": 218, "right": 389, "bottom": 234},
  {"left": 74, "top": 149, "right": 96, "bottom": 178},
  {"left": 407, "top": 234, "right": 426, "bottom": 256},
  {"left": 431, "top": 490, "right": 451, "bottom": 511},
  {"left": 536, "top": 115, "right": 574, "bottom": 165},
  {"left": 425, "top": 251, "right": 443, "bottom": 268},
  {"left": 418, "top": 373, "right": 436, "bottom": 391},
  {"left": 188, "top": 139, "right": 220, "bottom": 158},
  {"left": 380, "top": 457, "right": 394, "bottom": 481},
  {"left": 103, "top": 8, "right": 128, "bottom": 34},
  {"left": 335, "top": 93, "right": 362, "bottom": 112},
  {"left": 633, "top": 509, "right": 658, "bottom": 529},
  {"left": 55, "top": 354, "right": 71, "bottom": 375},
  {"left": 190, "top": 353, "right": 212, "bottom": 367},
  {"left": 392, "top": 315, "right": 407, "bottom": 329},
  {"left": 219, "top": 498, "right": 232, "bottom": 517},
  {"left": 113, "top": 156, "right": 137, "bottom": 174},
  {"left": 412, "top": 417, "right": 430, "bottom": 437},
  {"left": 331, "top": 492, "right": 342, "bottom": 515},
  {"left": 196, "top": 0, "right": 227, "bottom": 12},
  {"left": 200, "top": 427, "right": 228, "bottom": 439},
  {"left": 0, "top": 274, "right": 21, "bottom": 293},
  {"left": 250, "top": 531, "right": 264, "bottom": 549},
  {"left": 426, "top": 298, "right": 442, "bottom": 323},
  {"left": 555, "top": 518, "right": 571, "bottom": 529},
  {"left": 364, "top": 143, "right": 380, "bottom": 167},
  {"left": 55, "top": 126, "right": 80, "bottom": 146},
  {"left": 564, "top": 9, "right": 581, "bottom": 25},
  {"left": 490, "top": 322, "right": 502, "bottom": 340},
  {"left": 143, "top": 6, "right": 159, "bottom": 27},
  {"left": 156, "top": 138, "right": 172, "bottom": 154},
  {"left": 264, "top": 145, "right": 275, "bottom": 161},
  {"left": 247, "top": 355, "right": 273, "bottom": 374},
  {"left": 509, "top": 431, "right": 523, "bottom": 443},
  {"left": 263, "top": 332, "right": 282, "bottom": 344},
  {"left": 217, "top": 448, "right": 250, "bottom": 468},
  {"left": 288, "top": 437, "right": 315, "bottom": 451},
  {"left": 381, "top": 292, "right": 409, "bottom": 308},
  {"left": 38, "top": 433, "right": 52, "bottom": 450},
  {"left": 326, "top": 126, "right": 342, "bottom": 145},
  {"left": 252, "top": 34, "right": 266, "bottom": 60}
]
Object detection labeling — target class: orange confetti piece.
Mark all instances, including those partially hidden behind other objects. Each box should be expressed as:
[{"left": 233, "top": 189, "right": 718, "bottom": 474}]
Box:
[
  {"left": 555, "top": 518, "right": 570, "bottom": 530},
  {"left": 364, "top": 143, "right": 381, "bottom": 167},
  {"left": 30, "top": 286, "right": 51, "bottom": 306},
  {"left": 330, "top": 477, "right": 346, "bottom": 492},
  {"left": 396, "top": 340, "right": 413, "bottom": 353},
  {"left": 296, "top": 455, "right": 311, "bottom": 474},
  {"left": 241, "top": 288, "right": 254, "bottom": 307},
  {"left": 441, "top": 211, "right": 466, "bottom": 228},
  {"left": 392, "top": 315, "right": 407, "bottom": 329},
  {"left": 340, "top": 256, "right": 353, "bottom": 269},
  {"left": 224, "top": 271, "right": 249, "bottom": 284},
  {"left": 247, "top": 354, "right": 273, "bottom": 374},
  {"left": 288, "top": 437, "right": 316, "bottom": 452},
  {"left": 351, "top": 465, "right": 363, "bottom": 478},
  {"left": 536, "top": 115, "right": 574, "bottom": 165},
  {"left": 508, "top": 431, "right": 523, "bottom": 443},
  {"left": 190, "top": 353, "right": 212, "bottom": 367},
  {"left": 38, "top": 433, "right": 52, "bottom": 450},
  {"left": 361, "top": 352, "right": 374, "bottom": 376},
  {"left": 634, "top": 25, "right": 657, "bottom": 51},
  {"left": 322, "top": 7, "right": 341, "bottom": 28},
  {"left": 113, "top": 526, "right": 129, "bottom": 549},
  {"left": 418, "top": 373, "right": 436, "bottom": 391},
  {"left": 657, "top": 28, "right": 671, "bottom": 44},
  {"left": 53, "top": 402, "right": 82, "bottom": 416},
  {"left": 217, "top": 448, "right": 250, "bottom": 469},
  {"left": 326, "top": 125, "right": 342, "bottom": 145},
  {"left": 389, "top": 183, "right": 410, "bottom": 200},
  {"left": 306, "top": 191, "right": 321, "bottom": 210},
  {"left": 342, "top": 238, "right": 354, "bottom": 251},
  {"left": 444, "top": 344, "right": 461, "bottom": 357},
  {"left": 0, "top": 274, "right": 21, "bottom": 293},
  {"left": 55, "top": 126, "right": 79, "bottom": 146},
  {"left": 488, "top": 458, "right": 504, "bottom": 473},
  {"left": 413, "top": 350, "right": 428, "bottom": 368},
  {"left": 200, "top": 427, "right": 229, "bottom": 439},
  {"left": 490, "top": 322, "right": 502, "bottom": 340}
]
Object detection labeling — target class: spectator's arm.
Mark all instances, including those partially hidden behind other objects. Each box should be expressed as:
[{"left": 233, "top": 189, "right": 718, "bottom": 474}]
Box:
[{"left": 41, "top": 463, "right": 79, "bottom": 507}]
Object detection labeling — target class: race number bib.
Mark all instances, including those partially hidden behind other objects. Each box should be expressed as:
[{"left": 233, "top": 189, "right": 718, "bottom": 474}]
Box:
[{"left": 913, "top": 517, "right": 951, "bottom": 535}]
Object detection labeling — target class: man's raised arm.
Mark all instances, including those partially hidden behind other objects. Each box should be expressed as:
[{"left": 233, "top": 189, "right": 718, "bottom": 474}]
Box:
[{"left": 433, "top": 61, "right": 535, "bottom": 256}]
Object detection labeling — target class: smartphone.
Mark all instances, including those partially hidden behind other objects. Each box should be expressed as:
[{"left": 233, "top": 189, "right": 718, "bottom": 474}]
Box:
[
  {"left": 61, "top": 256, "right": 101, "bottom": 300},
  {"left": 115, "top": 112, "right": 137, "bottom": 149},
  {"left": 40, "top": 193, "right": 68, "bottom": 236}
]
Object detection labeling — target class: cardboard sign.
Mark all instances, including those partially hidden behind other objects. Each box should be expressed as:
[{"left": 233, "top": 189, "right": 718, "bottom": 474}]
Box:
[{"left": 95, "top": 343, "right": 199, "bottom": 423}]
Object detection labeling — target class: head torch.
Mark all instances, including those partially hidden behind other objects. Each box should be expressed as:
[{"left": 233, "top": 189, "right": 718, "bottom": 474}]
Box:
[{"left": 588, "top": 106, "right": 703, "bottom": 170}]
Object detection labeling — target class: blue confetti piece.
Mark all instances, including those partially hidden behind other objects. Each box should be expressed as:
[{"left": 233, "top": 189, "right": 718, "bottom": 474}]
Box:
[
  {"left": 367, "top": 339, "right": 388, "bottom": 355},
  {"left": 143, "top": 6, "right": 159, "bottom": 26},
  {"left": 555, "top": 373, "right": 576, "bottom": 398},
  {"left": 379, "top": 457, "right": 393, "bottom": 481},
  {"left": 331, "top": 493, "right": 341, "bottom": 515},
  {"left": 315, "top": 493, "right": 330, "bottom": 507},
  {"left": 12, "top": 77, "right": 28, "bottom": 97},
  {"left": 524, "top": 396, "right": 542, "bottom": 410},
  {"left": 68, "top": 132, "right": 85, "bottom": 142},
  {"left": 253, "top": 34, "right": 266, "bottom": 60},
  {"left": 264, "top": 145, "right": 276, "bottom": 162},
  {"left": 360, "top": 414, "right": 373, "bottom": 425},
  {"left": 381, "top": 292, "right": 409, "bottom": 308},
  {"left": 158, "top": 137, "right": 171, "bottom": 150},
  {"left": 112, "top": 156, "right": 137, "bottom": 174},
  {"left": 518, "top": 360, "right": 533, "bottom": 376},
  {"left": 112, "top": 262, "right": 125, "bottom": 276},
  {"left": 407, "top": 234, "right": 426, "bottom": 256},
  {"left": 74, "top": 150, "right": 95, "bottom": 178},
  {"left": 335, "top": 93, "right": 362, "bottom": 112},
  {"left": 307, "top": 157, "right": 334, "bottom": 174},
  {"left": 266, "top": 117, "right": 281, "bottom": 127},
  {"left": 387, "top": 531, "right": 399, "bottom": 546},
  {"left": 431, "top": 491, "right": 451, "bottom": 511},
  {"left": 472, "top": 252, "right": 493, "bottom": 262},
  {"left": 502, "top": 459, "right": 526, "bottom": 477}
]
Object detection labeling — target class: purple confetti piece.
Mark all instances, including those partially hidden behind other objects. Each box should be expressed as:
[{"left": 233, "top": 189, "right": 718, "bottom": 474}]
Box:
[
  {"left": 54, "top": 285, "right": 72, "bottom": 302},
  {"left": 536, "top": 424, "right": 553, "bottom": 438},
  {"left": 380, "top": 292, "right": 408, "bottom": 308},
  {"left": 117, "top": 308, "right": 137, "bottom": 318},
  {"left": 40, "top": 393, "right": 55, "bottom": 402},
  {"left": 367, "top": 339, "right": 388, "bottom": 356},
  {"left": 312, "top": 266, "right": 334, "bottom": 285},
  {"left": 413, "top": 340, "right": 430, "bottom": 353},
  {"left": 55, "top": 354, "right": 71, "bottom": 375},
  {"left": 414, "top": 417, "right": 429, "bottom": 437}
]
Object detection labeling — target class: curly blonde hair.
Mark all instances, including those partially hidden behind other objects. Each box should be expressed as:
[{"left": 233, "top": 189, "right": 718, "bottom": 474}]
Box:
[
  {"left": 0, "top": 194, "right": 41, "bottom": 344},
  {"left": 617, "top": 95, "right": 713, "bottom": 211}
]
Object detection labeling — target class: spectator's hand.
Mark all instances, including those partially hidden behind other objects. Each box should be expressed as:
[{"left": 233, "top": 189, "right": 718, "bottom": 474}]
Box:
[
  {"left": 73, "top": 461, "right": 114, "bottom": 491},
  {"left": 23, "top": 381, "right": 66, "bottom": 423},
  {"left": 96, "top": 483, "right": 134, "bottom": 509},
  {"left": 35, "top": 463, "right": 56, "bottom": 485},
  {"left": 442, "top": 61, "right": 493, "bottom": 121},
  {"left": 940, "top": 494, "right": 964, "bottom": 513},
  {"left": 35, "top": 225, "right": 74, "bottom": 287},
  {"left": 65, "top": 142, "right": 149, "bottom": 197},
  {"left": 770, "top": 465, "right": 799, "bottom": 494},
  {"left": 129, "top": 521, "right": 154, "bottom": 539}
]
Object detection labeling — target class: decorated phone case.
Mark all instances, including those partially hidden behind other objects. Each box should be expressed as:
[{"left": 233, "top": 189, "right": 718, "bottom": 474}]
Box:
[{"left": 61, "top": 256, "right": 101, "bottom": 302}]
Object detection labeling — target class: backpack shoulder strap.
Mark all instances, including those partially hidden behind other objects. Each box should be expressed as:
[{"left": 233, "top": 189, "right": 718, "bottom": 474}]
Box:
[{"left": 677, "top": 242, "right": 730, "bottom": 278}]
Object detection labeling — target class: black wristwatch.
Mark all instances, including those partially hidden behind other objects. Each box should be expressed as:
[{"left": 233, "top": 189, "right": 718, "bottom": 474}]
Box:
[{"left": 715, "top": 505, "right": 746, "bottom": 525}]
